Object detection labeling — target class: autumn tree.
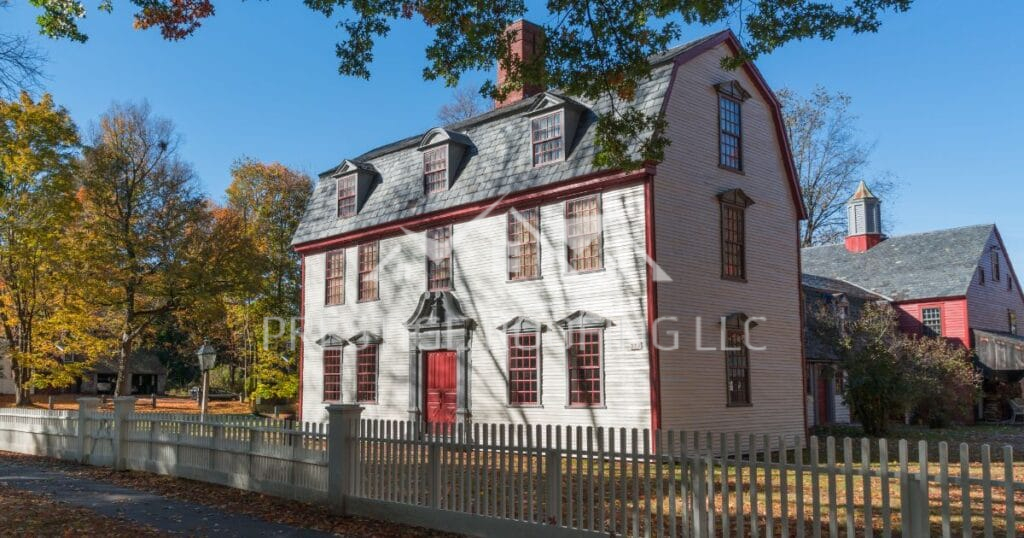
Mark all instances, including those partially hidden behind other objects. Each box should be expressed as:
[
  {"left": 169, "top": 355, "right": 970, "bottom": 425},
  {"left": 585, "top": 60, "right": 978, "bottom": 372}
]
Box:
[
  {"left": 778, "top": 86, "right": 896, "bottom": 246},
  {"left": 0, "top": 92, "right": 80, "bottom": 404},
  {"left": 72, "top": 102, "right": 250, "bottom": 396},
  {"left": 31, "top": 0, "right": 912, "bottom": 169},
  {"left": 223, "top": 159, "right": 312, "bottom": 402}
]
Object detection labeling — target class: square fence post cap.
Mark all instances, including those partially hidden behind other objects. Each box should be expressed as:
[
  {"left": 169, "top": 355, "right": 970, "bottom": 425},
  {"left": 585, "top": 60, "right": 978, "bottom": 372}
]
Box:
[
  {"left": 77, "top": 397, "right": 101, "bottom": 407},
  {"left": 325, "top": 403, "right": 364, "bottom": 414}
]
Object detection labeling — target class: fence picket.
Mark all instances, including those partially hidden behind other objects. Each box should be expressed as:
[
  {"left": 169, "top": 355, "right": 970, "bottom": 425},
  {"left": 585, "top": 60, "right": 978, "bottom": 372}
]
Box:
[
  {"left": 844, "top": 437, "right": 854, "bottom": 538},
  {"left": 982, "top": 444, "right": 993, "bottom": 538},
  {"left": 765, "top": 434, "right": 774, "bottom": 538},
  {"left": 811, "top": 436, "right": 822, "bottom": 538},
  {"left": 796, "top": 435, "right": 805, "bottom": 538},
  {"left": 826, "top": 436, "right": 838, "bottom": 538},
  {"left": 1005, "top": 445, "right": 1015, "bottom": 538},
  {"left": 631, "top": 428, "right": 640, "bottom": 538},
  {"left": 960, "top": 443, "right": 971, "bottom": 538},
  {"left": 780, "top": 436, "right": 790, "bottom": 538},
  {"left": 861, "top": 437, "right": 874, "bottom": 538},
  {"left": 645, "top": 429, "right": 653, "bottom": 537}
]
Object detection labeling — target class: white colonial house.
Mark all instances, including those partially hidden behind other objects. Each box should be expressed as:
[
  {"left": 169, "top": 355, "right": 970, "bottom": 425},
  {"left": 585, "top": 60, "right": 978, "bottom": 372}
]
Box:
[{"left": 292, "top": 24, "right": 808, "bottom": 441}]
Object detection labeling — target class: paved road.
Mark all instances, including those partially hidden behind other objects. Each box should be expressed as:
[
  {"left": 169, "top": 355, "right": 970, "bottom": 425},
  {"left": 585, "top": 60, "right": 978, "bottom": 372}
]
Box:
[{"left": 0, "top": 459, "right": 335, "bottom": 536}]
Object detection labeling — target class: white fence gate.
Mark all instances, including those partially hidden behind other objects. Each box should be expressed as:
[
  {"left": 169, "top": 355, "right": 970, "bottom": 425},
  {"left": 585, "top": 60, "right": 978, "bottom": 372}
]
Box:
[{"left": 0, "top": 399, "right": 1020, "bottom": 537}]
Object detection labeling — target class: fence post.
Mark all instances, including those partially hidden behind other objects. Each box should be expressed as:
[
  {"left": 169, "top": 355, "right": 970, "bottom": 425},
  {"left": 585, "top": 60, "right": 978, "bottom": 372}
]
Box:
[
  {"left": 112, "top": 397, "right": 136, "bottom": 471},
  {"left": 903, "top": 474, "right": 929, "bottom": 537},
  {"left": 429, "top": 441, "right": 442, "bottom": 509},
  {"left": 326, "top": 404, "right": 363, "bottom": 514},
  {"left": 77, "top": 398, "right": 100, "bottom": 464},
  {"left": 545, "top": 448, "right": 562, "bottom": 523}
]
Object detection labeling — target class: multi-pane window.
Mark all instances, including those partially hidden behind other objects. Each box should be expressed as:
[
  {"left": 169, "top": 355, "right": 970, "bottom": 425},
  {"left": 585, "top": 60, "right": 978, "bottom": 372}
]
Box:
[
  {"left": 508, "top": 333, "right": 539, "bottom": 406},
  {"left": 1009, "top": 310, "right": 1018, "bottom": 336},
  {"left": 568, "top": 329, "right": 602, "bottom": 406},
  {"left": 722, "top": 203, "right": 746, "bottom": 280},
  {"left": 566, "top": 195, "right": 602, "bottom": 272},
  {"left": 423, "top": 146, "right": 448, "bottom": 195},
  {"left": 979, "top": 267, "right": 986, "bottom": 285},
  {"left": 719, "top": 95, "right": 742, "bottom": 170},
  {"left": 323, "top": 348, "right": 342, "bottom": 401},
  {"left": 719, "top": 189, "right": 753, "bottom": 281},
  {"left": 922, "top": 307, "right": 942, "bottom": 337},
  {"left": 426, "top": 226, "right": 453, "bottom": 291},
  {"left": 531, "top": 111, "right": 563, "bottom": 165},
  {"left": 337, "top": 175, "right": 357, "bottom": 218},
  {"left": 325, "top": 249, "right": 345, "bottom": 305},
  {"left": 725, "top": 325, "right": 750, "bottom": 405},
  {"left": 355, "top": 344, "right": 378, "bottom": 403},
  {"left": 357, "top": 242, "right": 379, "bottom": 302},
  {"left": 991, "top": 249, "right": 1001, "bottom": 281},
  {"left": 508, "top": 208, "right": 540, "bottom": 280}
]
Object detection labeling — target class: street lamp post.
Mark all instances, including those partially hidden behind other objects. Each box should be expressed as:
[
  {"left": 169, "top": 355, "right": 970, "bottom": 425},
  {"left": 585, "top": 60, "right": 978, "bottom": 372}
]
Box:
[{"left": 196, "top": 341, "right": 217, "bottom": 421}]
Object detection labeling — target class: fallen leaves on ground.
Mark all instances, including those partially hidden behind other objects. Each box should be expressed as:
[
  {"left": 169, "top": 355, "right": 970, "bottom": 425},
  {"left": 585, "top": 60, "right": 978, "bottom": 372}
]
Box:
[
  {"left": 0, "top": 394, "right": 253, "bottom": 415},
  {"left": 0, "top": 483, "right": 167, "bottom": 537},
  {"left": 0, "top": 451, "right": 461, "bottom": 537}
]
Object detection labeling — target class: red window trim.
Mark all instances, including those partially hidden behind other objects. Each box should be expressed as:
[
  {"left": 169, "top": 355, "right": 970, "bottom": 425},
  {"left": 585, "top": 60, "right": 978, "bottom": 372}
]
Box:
[
  {"left": 324, "top": 249, "right": 345, "bottom": 306},
  {"left": 357, "top": 241, "right": 380, "bottom": 302},
  {"left": 508, "top": 332, "right": 541, "bottom": 406},
  {"left": 355, "top": 344, "right": 378, "bottom": 403},
  {"left": 564, "top": 194, "right": 603, "bottom": 274},
  {"left": 567, "top": 328, "right": 603, "bottom": 407},
  {"left": 507, "top": 208, "right": 541, "bottom": 281},
  {"left": 322, "top": 348, "right": 342, "bottom": 402}
]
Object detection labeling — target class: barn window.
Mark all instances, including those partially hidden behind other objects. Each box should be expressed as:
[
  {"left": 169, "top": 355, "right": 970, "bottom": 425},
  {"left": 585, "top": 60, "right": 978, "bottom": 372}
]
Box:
[
  {"left": 337, "top": 175, "right": 357, "bottom": 218},
  {"left": 718, "top": 189, "right": 754, "bottom": 281},
  {"left": 426, "top": 226, "right": 453, "bottom": 291},
  {"left": 724, "top": 314, "right": 751, "bottom": 406},
  {"left": 992, "top": 248, "right": 1002, "bottom": 281},
  {"left": 357, "top": 242, "right": 379, "bottom": 302},
  {"left": 508, "top": 333, "right": 540, "bottom": 406},
  {"left": 531, "top": 110, "right": 563, "bottom": 166},
  {"left": 508, "top": 208, "right": 540, "bottom": 281},
  {"left": 715, "top": 81, "right": 749, "bottom": 171},
  {"left": 922, "top": 307, "right": 942, "bottom": 337},
  {"left": 323, "top": 348, "right": 342, "bottom": 402},
  {"left": 423, "top": 146, "right": 448, "bottom": 195},
  {"left": 565, "top": 195, "right": 602, "bottom": 273},
  {"left": 355, "top": 344, "right": 378, "bottom": 403},
  {"left": 979, "top": 267, "right": 986, "bottom": 285},
  {"left": 325, "top": 249, "right": 345, "bottom": 305},
  {"left": 1010, "top": 310, "right": 1018, "bottom": 336},
  {"left": 567, "top": 329, "right": 602, "bottom": 407},
  {"left": 1010, "top": 277, "right": 1014, "bottom": 292}
]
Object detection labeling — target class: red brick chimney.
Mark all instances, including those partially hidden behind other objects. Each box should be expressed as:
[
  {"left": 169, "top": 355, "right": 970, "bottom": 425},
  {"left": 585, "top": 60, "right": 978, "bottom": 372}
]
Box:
[{"left": 495, "top": 20, "right": 545, "bottom": 108}]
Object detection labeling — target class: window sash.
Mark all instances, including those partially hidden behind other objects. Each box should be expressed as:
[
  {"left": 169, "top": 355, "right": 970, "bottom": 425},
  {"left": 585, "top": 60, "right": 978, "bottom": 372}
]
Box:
[
  {"left": 718, "top": 95, "right": 742, "bottom": 170},
  {"left": 426, "top": 226, "right": 453, "bottom": 291},
  {"left": 721, "top": 203, "right": 746, "bottom": 280},
  {"left": 508, "top": 333, "right": 539, "bottom": 406},
  {"left": 355, "top": 345, "right": 378, "bottom": 403},
  {"left": 507, "top": 208, "right": 540, "bottom": 280},
  {"left": 922, "top": 307, "right": 942, "bottom": 336},
  {"left": 1009, "top": 310, "right": 1017, "bottom": 335},
  {"left": 531, "top": 111, "right": 564, "bottom": 165},
  {"left": 325, "top": 250, "right": 345, "bottom": 305},
  {"left": 725, "top": 329, "right": 750, "bottom": 405},
  {"left": 565, "top": 195, "right": 602, "bottom": 272},
  {"left": 357, "top": 242, "right": 379, "bottom": 302},
  {"left": 423, "top": 146, "right": 448, "bottom": 195},
  {"left": 337, "top": 175, "right": 357, "bottom": 218},
  {"left": 323, "top": 349, "right": 342, "bottom": 401},
  {"left": 992, "top": 250, "right": 1001, "bottom": 281},
  {"left": 567, "top": 329, "right": 602, "bottom": 406}
]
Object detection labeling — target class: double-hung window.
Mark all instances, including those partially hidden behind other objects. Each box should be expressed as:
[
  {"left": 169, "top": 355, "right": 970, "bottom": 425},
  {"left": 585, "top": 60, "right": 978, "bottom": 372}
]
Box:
[
  {"left": 325, "top": 249, "right": 345, "bottom": 305},
  {"left": 725, "top": 317, "right": 751, "bottom": 405},
  {"left": 719, "top": 189, "right": 753, "bottom": 281},
  {"left": 423, "top": 146, "right": 448, "bottom": 195},
  {"left": 922, "top": 307, "right": 942, "bottom": 337},
  {"left": 323, "top": 348, "right": 342, "bottom": 402},
  {"left": 357, "top": 242, "right": 379, "bottom": 302},
  {"left": 531, "top": 111, "right": 563, "bottom": 165},
  {"left": 508, "top": 332, "right": 540, "bottom": 406},
  {"left": 567, "top": 329, "right": 602, "bottom": 407},
  {"left": 565, "top": 195, "right": 602, "bottom": 272},
  {"left": 355, "top": 344, "right": 378, "bottom": 403},
  {"left": 426, "top": 226, "right": 453, "bottom": 291},
  {"left": 337, "top": 175, "right": 357, "bottom": 218},
  {"left": 508, "top": 208, "right": 540, "bottom": 280},
  {"left": 715, "top": 81, "right": 749, "bottom": 171}
]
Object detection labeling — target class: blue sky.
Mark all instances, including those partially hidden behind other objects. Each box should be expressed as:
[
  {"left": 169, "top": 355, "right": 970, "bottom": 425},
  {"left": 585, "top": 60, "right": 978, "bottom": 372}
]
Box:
[{"left": 5, "top": 2, "right": 1023, "bottom": 258}]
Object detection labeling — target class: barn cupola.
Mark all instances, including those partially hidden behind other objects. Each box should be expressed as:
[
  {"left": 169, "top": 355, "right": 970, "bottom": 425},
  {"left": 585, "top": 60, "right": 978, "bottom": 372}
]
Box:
[
  {"left": 495, "top": 20, "right": 545, "bottom": 108},
  {"left": 845, "top": 180, "right": 884, "bottom": 253}
]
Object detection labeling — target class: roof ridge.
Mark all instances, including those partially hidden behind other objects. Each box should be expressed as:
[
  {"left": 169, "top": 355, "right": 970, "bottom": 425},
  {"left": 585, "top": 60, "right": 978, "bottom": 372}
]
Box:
[{"left": 801, "top": 223, "right": 995, "bottom": 251}]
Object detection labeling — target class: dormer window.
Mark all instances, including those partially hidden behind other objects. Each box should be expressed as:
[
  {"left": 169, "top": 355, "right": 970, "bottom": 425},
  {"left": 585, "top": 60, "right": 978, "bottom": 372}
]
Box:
[
  {"left": 337, "top": 174, "right": 357, "bottom": 218},
  {"left": 418, "top": 128, "right": 472, "bottom": 196},
  {"left": 423, "top": 146, "right": 448, "bottom": 195},
  {"left": 531, "top": 110, "right": 563, "bottom": 165}
]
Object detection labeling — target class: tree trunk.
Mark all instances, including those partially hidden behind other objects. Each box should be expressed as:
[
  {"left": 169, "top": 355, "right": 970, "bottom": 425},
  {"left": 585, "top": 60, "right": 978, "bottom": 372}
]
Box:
[
  {"left": 114, "top": 333, "right": 132, "bottom": 396},
  {"left": 11, "top": 359, "right": 30, "bottom": 406}
]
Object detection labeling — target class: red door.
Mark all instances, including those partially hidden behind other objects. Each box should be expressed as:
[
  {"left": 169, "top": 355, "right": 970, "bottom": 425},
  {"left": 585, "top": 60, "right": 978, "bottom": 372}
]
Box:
[{"left": 424, "top": 351, "right": 457, "bottom": 429}]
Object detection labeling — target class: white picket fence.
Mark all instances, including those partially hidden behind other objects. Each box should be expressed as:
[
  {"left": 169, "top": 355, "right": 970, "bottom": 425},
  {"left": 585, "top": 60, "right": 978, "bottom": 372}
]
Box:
[{"left": 0, "top": 400, "right": 1021, "bottom": 537}]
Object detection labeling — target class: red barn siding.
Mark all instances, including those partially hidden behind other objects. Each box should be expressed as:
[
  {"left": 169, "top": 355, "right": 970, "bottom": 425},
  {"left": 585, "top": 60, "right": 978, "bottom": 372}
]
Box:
[{"left": 896, "top": 298, "right": 970, "bottom": 348}]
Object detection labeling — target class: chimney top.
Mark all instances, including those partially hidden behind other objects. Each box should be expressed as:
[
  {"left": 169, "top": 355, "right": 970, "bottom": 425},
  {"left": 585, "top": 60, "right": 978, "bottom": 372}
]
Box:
[{"left": 495, "top": 20, "right": 545, "bottom": 108}]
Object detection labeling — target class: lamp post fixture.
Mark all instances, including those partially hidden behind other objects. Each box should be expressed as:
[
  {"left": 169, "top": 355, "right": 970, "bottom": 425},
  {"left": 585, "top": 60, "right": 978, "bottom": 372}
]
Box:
[{"left": 196, "top": 341, "right": 217, "bottom": 421}]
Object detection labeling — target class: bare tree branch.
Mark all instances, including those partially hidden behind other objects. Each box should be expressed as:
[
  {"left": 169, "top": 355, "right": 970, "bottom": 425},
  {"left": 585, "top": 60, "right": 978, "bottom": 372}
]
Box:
[
  {"left": 0, "top": 31, "right": 46, "bottom": 98},
  {"left": 437, "top": 86, "right": 487, "bottom": 126}
]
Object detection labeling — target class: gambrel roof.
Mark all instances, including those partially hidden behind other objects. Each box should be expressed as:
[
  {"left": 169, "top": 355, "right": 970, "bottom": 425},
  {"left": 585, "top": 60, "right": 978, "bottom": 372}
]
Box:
[
  {"left": 291, "top": 31, "right": 758, "bottom": 248},
  {"left": 802, "top": 224, "right": 996, "bottom": 301}
]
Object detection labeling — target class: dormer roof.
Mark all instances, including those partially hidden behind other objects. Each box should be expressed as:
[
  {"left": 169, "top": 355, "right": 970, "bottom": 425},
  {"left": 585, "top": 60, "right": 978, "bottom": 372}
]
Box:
[
  {"left": 524, "top": 92, "right": 586, "bottom": 116},
  {"left": 333, "top": 159, "right": 377, "bottom": 176},
  {"left": 418, "top": 128, "right": 472, "bottom": 150}
]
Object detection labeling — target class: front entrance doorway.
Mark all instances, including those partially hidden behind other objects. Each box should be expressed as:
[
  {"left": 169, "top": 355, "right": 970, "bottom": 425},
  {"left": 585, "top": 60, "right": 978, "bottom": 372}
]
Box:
[{"left": 424, "top": 350, "right": 457, "bottom": 430}]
